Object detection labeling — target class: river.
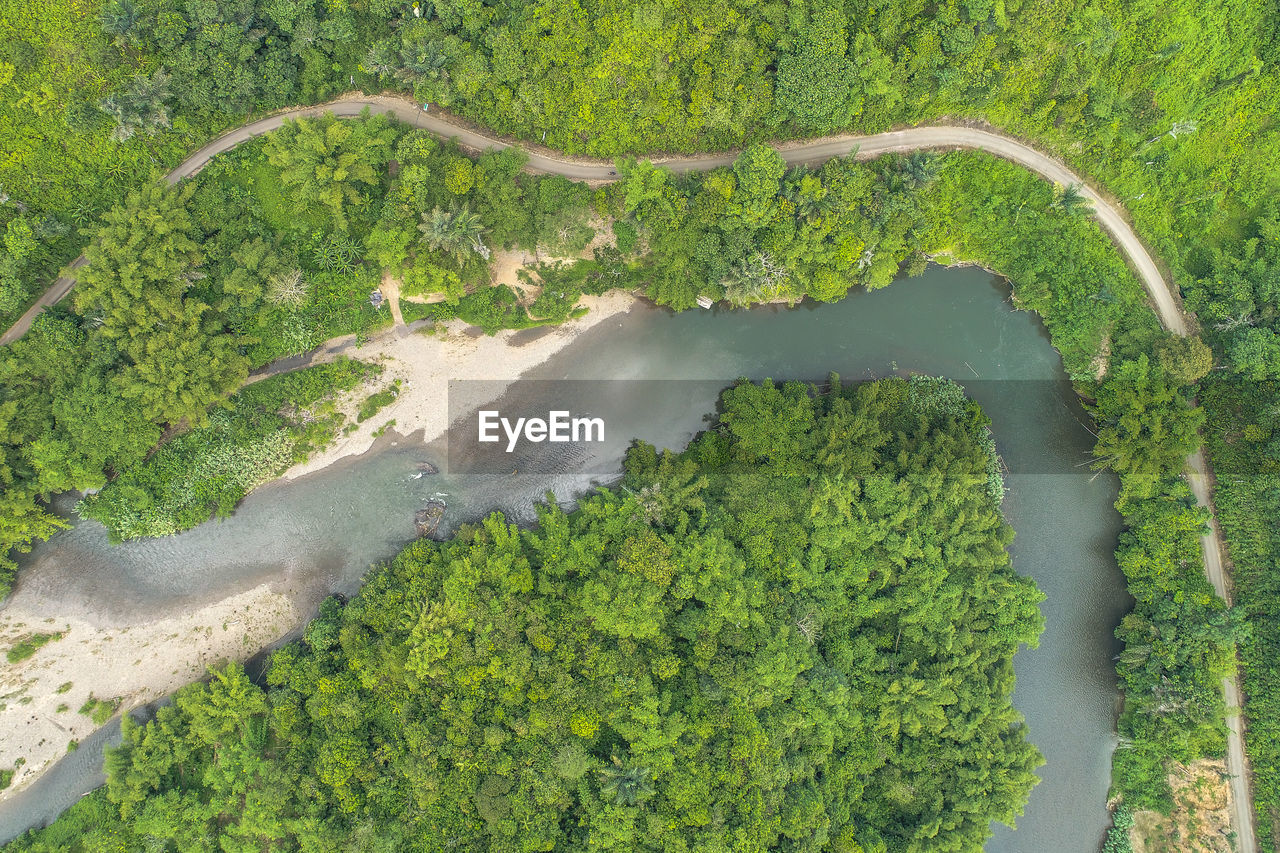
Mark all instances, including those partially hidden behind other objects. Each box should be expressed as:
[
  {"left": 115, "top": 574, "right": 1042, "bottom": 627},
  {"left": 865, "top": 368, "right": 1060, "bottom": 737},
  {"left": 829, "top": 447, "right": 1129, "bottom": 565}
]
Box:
[{"left": 2, "top": 265, "right": 1130, "bottom": 851}]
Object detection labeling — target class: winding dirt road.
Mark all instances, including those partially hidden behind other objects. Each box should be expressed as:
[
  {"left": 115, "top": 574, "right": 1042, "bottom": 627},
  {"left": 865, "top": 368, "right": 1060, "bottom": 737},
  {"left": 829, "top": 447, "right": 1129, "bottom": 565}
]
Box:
[
  {"left": 3, "top": 94, "right": 1185, "bottom": 344},
  {"left": 0, "top": 93, "right": 1254, "bottom": 851}
]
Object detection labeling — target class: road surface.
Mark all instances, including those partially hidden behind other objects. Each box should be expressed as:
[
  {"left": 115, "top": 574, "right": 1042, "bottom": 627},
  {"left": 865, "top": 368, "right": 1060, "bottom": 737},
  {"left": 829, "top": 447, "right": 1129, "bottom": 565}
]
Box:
[
  {"left": 1187, "top": 448, "right": 1257, "bottom": 852},
  {"left": 3, "top": 94, "right": 1185, "bottom": 344},
  {"left": 0, "top": 92, "right": 1256, "bottom": 852}
]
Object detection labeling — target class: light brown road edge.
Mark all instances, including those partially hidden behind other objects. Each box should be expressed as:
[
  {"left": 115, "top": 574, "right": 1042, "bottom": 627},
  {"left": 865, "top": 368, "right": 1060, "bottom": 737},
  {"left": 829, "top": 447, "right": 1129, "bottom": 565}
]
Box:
[{"left": 0, "top": 93, "right": 1257, "bottom": 852}]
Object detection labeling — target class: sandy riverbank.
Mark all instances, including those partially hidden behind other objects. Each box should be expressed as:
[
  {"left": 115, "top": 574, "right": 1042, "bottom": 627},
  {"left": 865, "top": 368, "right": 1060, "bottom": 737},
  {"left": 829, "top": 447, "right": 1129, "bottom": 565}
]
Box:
[
  {"left": 0, "top": 584, "right": 298, "bottom": 798},
  {"left": 283, "top": 289, "right": 637, "bottom": 480},
  {"left": 0, "top": 289, "right": 636, "bottom": 801}
]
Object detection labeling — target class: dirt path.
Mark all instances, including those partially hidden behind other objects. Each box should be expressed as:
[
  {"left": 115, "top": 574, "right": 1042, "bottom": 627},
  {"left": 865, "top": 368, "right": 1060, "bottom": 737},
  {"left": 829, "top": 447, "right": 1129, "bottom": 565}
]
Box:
[
  {"left": 3, "top": 93, "right": 1182, "bottom": 345},
  {"left": 1187, "top": 449, "right": 1257, "bottom": 853},
  {"left": 0, "top": 92, "right": 1256, "bottom": 851},
  {"left": 380, "top": 270, "right": 406, "bottom": 330}
]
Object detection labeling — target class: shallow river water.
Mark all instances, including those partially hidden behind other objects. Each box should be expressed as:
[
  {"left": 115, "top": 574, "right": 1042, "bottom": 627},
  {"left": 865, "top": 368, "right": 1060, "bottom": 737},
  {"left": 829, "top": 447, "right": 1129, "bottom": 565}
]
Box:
[{"left": 2, "top": 266, "right": 1130, "bottom": 851}]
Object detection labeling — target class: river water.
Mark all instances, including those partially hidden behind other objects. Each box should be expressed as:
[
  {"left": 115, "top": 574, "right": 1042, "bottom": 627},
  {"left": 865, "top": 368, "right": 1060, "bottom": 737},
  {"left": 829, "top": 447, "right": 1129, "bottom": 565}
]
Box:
[{"left": 2, "top": 266, "right": 1130, "bottom": 851}]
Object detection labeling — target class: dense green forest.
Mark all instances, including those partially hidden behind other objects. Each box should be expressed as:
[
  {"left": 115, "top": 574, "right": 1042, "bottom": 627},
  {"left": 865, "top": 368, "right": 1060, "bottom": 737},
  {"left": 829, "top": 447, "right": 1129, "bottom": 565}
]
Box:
[
  {"left": 4, "top": 0, "right": 1278, "bottom": 303},
  {"left": 3, "top": 0, "right": 1279, "bottom": 845},
  {"left": 6, "top": 376, "right": 1048, "bottom": 852},
  {"left": 0, "top": 113, "right": 599, "bottom": 597},
  {"left": 0, "top": 110, "right": 1236, "bottom": 842}
]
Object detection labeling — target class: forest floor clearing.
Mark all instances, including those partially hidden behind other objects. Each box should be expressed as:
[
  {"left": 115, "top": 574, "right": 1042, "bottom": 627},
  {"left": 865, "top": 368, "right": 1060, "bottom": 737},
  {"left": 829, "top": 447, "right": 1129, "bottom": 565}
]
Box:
[
  {"left": 280, "top": 289, "right": 635, "bottom": 481},
  {"left": 489, "top": 247, "right": 540, "bottom": 295},
  {"left": 0, "top": 584, "right": 298, "bottom": 799},
  {"left": 1131, "top": 759, "right": 1234, "bottom": 853}
]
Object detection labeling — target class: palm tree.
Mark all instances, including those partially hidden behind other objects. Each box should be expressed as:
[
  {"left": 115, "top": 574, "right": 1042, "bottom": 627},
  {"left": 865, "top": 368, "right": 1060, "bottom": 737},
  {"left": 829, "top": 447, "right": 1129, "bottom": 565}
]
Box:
[
  {"left": 419, "top": 204, "right": 488, "bottom": 264},
  {"left": 397, "top": 40, "right": 450, "bottom": 88},
  {"left": 99, "top": 0, "right": 141, "bottom": 46},
  {"left": 264, "top": 113, "right": 397, "bottom": 230},
  {"left": 99, "top": 69, "right": 173, "bottom": 142},
  {"left": 1051, "top": 183, "right": 1091, "bottom": 216},
  {"left": 267, "top": 269, "right": 308, "bottom": 307},
  {"left": 783, "top": 169, "right": 839, "bottom": 224},
  {"left": 722, "top": 252, "right": 791, "bottom": 306},
  {"left": 362, "top": 40, "right": 399, "bottom": 77},
  {"left": 894, "top": 151, "right": 941, "bottom": 190},
  {"left": 599, "top": 756, "right": 654, "bottom": 807}
]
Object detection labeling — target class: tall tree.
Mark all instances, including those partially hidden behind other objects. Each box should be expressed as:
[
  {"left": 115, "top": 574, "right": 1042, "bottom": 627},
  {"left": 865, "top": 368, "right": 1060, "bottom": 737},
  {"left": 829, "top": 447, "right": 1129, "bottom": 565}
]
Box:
[
  {"left": 776, "top": 8, "right": 859, "bottom": 131},
  {"left": 99, "top": 69, "right": 174, "bottom": 142},
  {"left": 264, "top": 112, "right": 398, "bottom": 230},
  {"left": 418, "top": 202, "right": 488, "bottom": 263},
  {"left": 75, "top": 183, "right": 246, "bottom": 425}
]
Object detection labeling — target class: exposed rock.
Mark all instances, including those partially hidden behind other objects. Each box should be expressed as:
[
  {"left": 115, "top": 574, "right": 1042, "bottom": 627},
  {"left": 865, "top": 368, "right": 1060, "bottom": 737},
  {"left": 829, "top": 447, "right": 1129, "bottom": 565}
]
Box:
[{"left": 415, "top": 500, "right": 446, "bottom": 537}]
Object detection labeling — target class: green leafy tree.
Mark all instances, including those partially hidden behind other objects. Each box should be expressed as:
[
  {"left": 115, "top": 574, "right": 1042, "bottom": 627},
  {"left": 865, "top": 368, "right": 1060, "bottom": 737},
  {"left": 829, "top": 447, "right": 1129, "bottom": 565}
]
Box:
[
  {"left": 99, "top": 69, "right": 173, "bottom": 142},
  {"left": 75, "top": 183, "right": 247, "bottom": 425},
  {"left": 418, "top": 203, "right": 488, "bottom": 263},
  {"left": 74, "top": 182, "right": 200, "bottom": 339},
  {"left": 1154, "top": 334, "right": 1214, "bottom": 385},
  {"left": 1090, "top": 356, "right": 1205, "bottom": 503},
  {"left": 727, "top": 144, "right": 785, "bottom": 230},
  {"left": 162, "top": 0, "right": 299, "bottom": 115},
  {"left": 264, "top": 112, "right": 398, "bottom": 230},
  {"left": 776, "top": 9, "right": 858, "bottom": 131},
  {"left": 1229, "top": 326, "right": 1280, "bottom": 380}
]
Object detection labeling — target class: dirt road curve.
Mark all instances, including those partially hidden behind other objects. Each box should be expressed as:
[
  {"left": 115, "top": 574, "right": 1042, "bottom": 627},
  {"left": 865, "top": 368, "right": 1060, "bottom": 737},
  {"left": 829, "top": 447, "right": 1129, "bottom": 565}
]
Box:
[
  {"left": 4, "top": 94, "right": 1186, "bottom": 344},
  {"left": 0, "top": 93, "right": 1256, "bottom": 852}
]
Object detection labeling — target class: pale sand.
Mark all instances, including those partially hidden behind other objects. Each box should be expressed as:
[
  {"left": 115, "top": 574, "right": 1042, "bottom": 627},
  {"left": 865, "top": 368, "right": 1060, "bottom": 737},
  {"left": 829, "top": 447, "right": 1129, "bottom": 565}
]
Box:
[
  {"left": 0, "top": 584, "right": 298, "bottom": 796},
  {"left": 0, "top": 287, "right": 636, "bottom": 801},
  {"left": 282, "top": 289, "right": 636, "bottom": 481}
]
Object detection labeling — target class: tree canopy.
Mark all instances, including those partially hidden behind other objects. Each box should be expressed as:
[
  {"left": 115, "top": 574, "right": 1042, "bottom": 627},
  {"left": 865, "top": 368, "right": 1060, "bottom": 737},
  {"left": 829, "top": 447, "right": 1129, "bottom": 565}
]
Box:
[{"left": 7, "top": 376, "right": 1044, "bottom": 852}]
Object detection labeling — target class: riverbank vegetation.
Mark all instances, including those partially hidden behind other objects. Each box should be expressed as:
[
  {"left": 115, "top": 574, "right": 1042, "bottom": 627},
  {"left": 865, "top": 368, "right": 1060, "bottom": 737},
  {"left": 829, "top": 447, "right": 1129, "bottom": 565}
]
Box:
[
  {"left": 4, "top": 631, "right": 62, "bottom": 665},
  {"left": 5, "top": 375, "right": 1047, "bottom": 852},
  {"left": 79, "top": 358, "right": 381, "bottom": 542},
  {"left": 0, "top": 115, "right": 1240, "bottom": 839},
  {"left": 0, "top": 113, "right": 595, "bottom": 597},
  {"left": 3, "top": 0, "right": 1278, "bottom": 842}
]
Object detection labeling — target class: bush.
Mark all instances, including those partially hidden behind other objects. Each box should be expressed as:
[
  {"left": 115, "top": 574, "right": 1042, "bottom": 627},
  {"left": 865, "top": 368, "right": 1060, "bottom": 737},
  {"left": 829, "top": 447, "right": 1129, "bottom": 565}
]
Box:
[
  {"left": 78, "top": 696, "right": 121, "bottom": 726},
  {"left": 78, "top": 360, "right": 381, "bottom": 541},
  {"left": 1102, "top": 805, "right": 1134, "bottom": 853},
  {"left": 6, "top": 632, "right": 63, "bottom": 663},
  {"left": 455, "top": 284, "right": 534, "bottom": 334},
  {"left": 357, "top": 381, "right": 400, "bottom": 423}
]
